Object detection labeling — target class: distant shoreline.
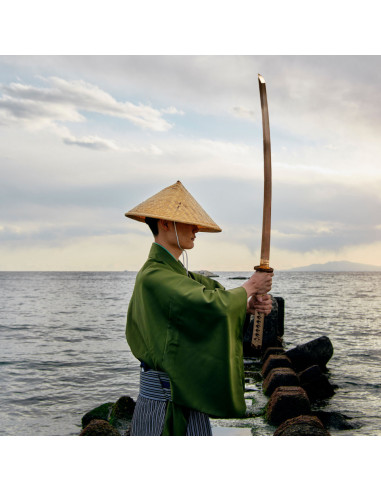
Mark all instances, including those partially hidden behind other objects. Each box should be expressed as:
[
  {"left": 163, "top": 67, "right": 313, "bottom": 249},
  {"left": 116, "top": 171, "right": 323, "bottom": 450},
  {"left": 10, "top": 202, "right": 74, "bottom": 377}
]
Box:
[{"left": 287, "top": 260, "right": 381, "bottom": 272}]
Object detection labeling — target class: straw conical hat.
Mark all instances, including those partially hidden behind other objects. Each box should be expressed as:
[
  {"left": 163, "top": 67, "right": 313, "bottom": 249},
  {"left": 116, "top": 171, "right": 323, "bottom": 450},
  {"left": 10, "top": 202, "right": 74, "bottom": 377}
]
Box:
[{"left": 125, "top": 180, "right": 222, "bottom": 232}]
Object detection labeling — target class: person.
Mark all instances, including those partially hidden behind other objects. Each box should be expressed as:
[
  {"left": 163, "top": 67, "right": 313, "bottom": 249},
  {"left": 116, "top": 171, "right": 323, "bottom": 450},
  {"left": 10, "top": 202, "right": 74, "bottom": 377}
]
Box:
[{"left": 125, "top": 180, "right": 273, "bottom": 436}]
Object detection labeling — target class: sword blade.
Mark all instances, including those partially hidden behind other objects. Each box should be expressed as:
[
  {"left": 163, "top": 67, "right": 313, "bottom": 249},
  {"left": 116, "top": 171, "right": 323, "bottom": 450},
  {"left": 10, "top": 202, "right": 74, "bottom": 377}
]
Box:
[
  {"left": 258, "top": 74, "right": 272, "bottom": 269},
  {"left": 252, "top": 74, "right": 273, "bottom": 351}
]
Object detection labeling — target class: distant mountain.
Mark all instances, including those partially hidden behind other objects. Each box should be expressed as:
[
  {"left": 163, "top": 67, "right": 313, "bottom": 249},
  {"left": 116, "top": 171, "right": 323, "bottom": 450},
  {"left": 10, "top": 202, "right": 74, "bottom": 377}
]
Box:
[{"left": 289, "top": 261, "right": 381, "bottom": 272}]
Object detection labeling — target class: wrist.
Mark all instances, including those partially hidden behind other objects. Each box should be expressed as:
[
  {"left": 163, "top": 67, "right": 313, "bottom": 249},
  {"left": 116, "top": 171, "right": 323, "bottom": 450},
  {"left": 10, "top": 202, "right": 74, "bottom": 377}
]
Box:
[{"left": 242, "top": 281, "right": 254, "bottom": 298}]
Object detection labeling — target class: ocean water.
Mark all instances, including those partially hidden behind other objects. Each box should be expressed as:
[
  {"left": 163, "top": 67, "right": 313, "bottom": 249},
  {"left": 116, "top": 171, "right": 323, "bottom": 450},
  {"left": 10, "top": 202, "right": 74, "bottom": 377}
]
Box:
[{"left": 0, "top": 270, "right": 380, "bottom": 436}]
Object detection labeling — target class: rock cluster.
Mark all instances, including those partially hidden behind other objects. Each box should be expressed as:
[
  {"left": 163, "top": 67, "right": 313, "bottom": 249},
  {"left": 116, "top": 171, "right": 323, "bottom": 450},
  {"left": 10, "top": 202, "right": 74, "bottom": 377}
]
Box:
[
  {"left": 260, "top": 338, "right": 336, "bottom": 435},
  {"left": 274, "top": 415, "right": 330, "bottom": 436},
  {"left": 242, "top": 295, "right": 356, "bottom": 436},
  {"left": 80, "top": 419, "right": 121, "bottom": 436},
  {"left": 80, "top": 396, "right": 136, "bottom": 436}
]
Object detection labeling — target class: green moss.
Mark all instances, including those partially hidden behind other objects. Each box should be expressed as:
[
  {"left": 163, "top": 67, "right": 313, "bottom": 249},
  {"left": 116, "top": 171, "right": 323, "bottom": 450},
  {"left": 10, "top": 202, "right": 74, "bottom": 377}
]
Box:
[
  {"left": 109, "top": 396, "right": 135, "bottom": 427},
  {"left": 81, "top": 402, "right": 114, "bottom": 429}
]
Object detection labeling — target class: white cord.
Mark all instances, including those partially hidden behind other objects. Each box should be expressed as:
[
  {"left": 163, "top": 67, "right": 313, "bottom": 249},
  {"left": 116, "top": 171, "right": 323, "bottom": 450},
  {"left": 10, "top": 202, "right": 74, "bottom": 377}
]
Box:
[{"left": 173, "top": 221, "right": 189, "bottom": 275}]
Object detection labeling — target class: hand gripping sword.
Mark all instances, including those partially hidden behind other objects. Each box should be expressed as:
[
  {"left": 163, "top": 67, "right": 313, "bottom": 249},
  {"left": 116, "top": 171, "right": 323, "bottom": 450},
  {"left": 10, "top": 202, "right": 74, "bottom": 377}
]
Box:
[{"left": 251, "top": 74, "right": 274, "bottom": 350}]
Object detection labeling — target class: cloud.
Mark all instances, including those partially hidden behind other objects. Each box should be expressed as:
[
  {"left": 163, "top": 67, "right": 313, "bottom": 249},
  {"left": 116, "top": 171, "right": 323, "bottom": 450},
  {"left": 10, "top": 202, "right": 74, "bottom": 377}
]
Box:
[
  {"left": 25, "top": 55, "right": 380, "bottom": 140},
  {"left": 1, "top": 170, "right": 380, "bottom": 256},
  {"left": 0, "top": 92, "right": 83, "bottom": 128},
  {"left": 0, "top": 76, "right": 174, "bottom": 135},
  {"left": 161, "top": 106, "right": 184, "bottom": 115},
  {"left": 231, "top": 106, "right": 255, "bottom": 121},
  {"left": 63, "top": 134, "right": 119, "bottom": 151}
]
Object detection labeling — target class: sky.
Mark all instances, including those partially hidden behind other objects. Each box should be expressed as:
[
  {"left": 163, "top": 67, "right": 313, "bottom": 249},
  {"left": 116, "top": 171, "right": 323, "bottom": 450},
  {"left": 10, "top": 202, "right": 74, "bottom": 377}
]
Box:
[{"left": 1, "top": 54, "right": 380, "bottom": 271}]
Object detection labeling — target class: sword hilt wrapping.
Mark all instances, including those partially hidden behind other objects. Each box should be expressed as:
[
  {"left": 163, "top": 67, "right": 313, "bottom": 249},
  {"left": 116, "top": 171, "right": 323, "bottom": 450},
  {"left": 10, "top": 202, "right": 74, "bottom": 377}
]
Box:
[
  {"left": 251, "top": 264, "right": 273, "bottom": 349},
  {"left": 251, "top": 309, "right": 265, "bottom": 349}
]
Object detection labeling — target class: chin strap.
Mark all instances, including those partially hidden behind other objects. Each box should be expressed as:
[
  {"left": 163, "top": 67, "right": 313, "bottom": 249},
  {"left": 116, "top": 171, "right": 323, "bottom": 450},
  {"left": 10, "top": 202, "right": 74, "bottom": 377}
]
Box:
[{"left": 173, "top": 221, "right": 189, "bottom": 275}]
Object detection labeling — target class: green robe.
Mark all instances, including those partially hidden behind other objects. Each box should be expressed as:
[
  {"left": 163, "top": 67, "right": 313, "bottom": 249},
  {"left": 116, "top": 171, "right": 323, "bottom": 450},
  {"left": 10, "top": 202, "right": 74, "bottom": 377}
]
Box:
[{"left": 126, "top": 242, "right": 248, "bottom": 435}]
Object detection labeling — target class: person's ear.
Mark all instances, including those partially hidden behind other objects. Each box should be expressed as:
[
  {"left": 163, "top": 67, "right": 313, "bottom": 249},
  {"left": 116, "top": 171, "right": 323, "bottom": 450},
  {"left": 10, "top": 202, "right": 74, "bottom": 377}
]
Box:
[{"left": 159, "top": 219, "right": 170, "bottom": 231}]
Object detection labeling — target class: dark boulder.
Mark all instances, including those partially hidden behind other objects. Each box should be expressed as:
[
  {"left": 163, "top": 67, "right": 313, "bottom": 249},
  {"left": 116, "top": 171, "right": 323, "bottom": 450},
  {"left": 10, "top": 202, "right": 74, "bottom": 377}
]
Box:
[
  {"left": 81, "top": 396, "right": 136, "bottom": 435},
  {"left": 80, "top": 419, "right": 121, "bottom": 436},
  {"left": 266, "top": 386, "right": 311, "bottom": 425},
  {"left": 261, "top": 346, "right": 285, "bottom": 364},
  {"left": 312, "top": 411, "right": 359, "bottom": 431},
  {"left": 262, "top": 354, "right": 292, "bottom": 378},
  {"left": 81, "top": 402, "right": 114, "bottom": 429},
  {"left": 109, "top": 396, "right": 135, "bottom": 424},
  {"left": 298, "top": 365, "right": 335, "bottom": 401},
  {"left": 285, "top": 336, "right": 334, "bottom": 372},
  {"left": 274, "top": 415, "right": 330, "bottom": 436},
  {"left": 263, "top": 367, "right": 299, "bottom": 396},
  {"left": 274, "top": 297, "right": 285, "bottom": 337}
]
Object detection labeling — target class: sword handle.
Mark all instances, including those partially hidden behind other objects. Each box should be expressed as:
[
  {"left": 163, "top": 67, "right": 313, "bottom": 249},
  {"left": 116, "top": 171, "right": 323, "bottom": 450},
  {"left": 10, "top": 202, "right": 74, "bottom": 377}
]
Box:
[
  {"left": 251, "top": 309, "right": 265, "bottom": 350},
  {"left": 251, "top": 264, "right": 274, "bottom": 350}
]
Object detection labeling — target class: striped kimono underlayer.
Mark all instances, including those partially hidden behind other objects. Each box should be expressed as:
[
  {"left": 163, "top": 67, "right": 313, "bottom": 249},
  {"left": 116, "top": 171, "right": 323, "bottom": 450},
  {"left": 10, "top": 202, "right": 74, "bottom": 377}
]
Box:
[{"left": 131, "top": 368, "right": 212, "bottom": 436}]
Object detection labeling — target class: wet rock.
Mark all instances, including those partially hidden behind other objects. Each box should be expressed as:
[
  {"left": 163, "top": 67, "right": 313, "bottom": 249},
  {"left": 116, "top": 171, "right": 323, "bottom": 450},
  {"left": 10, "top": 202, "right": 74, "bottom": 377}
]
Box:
[
  {"left": 312, "top": 411, "right": 358, "bottom": 430},
  {"left": 261, "top": 346, "right": 285, "bottom": 364},
  {"left": 261, "top": 297, "right": 282, "bottom": 350},
  {"left": 109, "top": 396, "right": 136, "bottom": 433},
  {"left": 263, "top": 367, "right": 299, "bottom": 396},
  {"left": 266, "top": 386, "right": 311, "bottom": 425},
  {"left": 285, "top": 336, "right": 334, "bottom": 372},
  {"left": 274, "top": 415, "right": 330, "bottom": 436},
  {"left": 262, "top": 354, "right": 292, "bottom": 378},
  {"left": 298, "top": 364, "right": 322, "bottom": 384},
  {"left": 81, "top": 402, "right": 114, "bottom": 429},
  {"left": 109, "top": 396, "right": 135, "bottom": 423},
  {"left": 298, "top": 365, "right": 335, "bottom": 401},
  {"left": 80, "top": 419, "right": 121, "bottom": 436},
  {"left": 274, "top": 297, "right": 284, "bottom": 337}
]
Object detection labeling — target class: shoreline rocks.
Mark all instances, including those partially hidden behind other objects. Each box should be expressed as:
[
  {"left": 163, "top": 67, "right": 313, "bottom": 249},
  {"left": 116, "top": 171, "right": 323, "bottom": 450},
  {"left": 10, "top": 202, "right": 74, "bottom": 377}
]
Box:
[
  {"left": 258, "top": 342, "right": 335, "bottom": 434},
  {"left": 261, "top": 354, "right": 293, "bottom": 378},
  {"left": 298, "top": 365, "right": 335, "bottom": 401},
  {"left": 285, "top": 336, "right": 334, "bottom": 372},
  {"left": 263, "top": 367, "right": 300, "bottom": 396},
  {"left": 80, "top": 396, "right": 136, "bottom": 436},
  {"left": 274, "top": 415, "right": 331, "bottom": 436},
  {"left": 266, "top": 386, "right": 311, "bottom": 425},
  {"left": 80, "top": 419, "right": 121, "bottom": 436},
  {"left": 82, "top": 402, "right": 114, "bottom": 429},
  {"left": 243, "top": 297, "right": 343, "bottom": 435}
]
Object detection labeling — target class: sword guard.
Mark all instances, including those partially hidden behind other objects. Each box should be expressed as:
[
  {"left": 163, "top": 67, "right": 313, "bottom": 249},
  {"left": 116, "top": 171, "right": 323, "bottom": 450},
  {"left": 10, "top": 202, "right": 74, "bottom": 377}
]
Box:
[{"left": 254, "top": 265, "right": 274, "bottom": 273}]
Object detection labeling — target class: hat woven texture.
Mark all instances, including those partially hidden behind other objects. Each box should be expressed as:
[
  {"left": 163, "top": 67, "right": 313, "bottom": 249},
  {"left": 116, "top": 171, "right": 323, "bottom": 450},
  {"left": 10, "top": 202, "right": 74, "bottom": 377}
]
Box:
[{"left": 125, "top": 180, "right": 221, "bottom": 232}]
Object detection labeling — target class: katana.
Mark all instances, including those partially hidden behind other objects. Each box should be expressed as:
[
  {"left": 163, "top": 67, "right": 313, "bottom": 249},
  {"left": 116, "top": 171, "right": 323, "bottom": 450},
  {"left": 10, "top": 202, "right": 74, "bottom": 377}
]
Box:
[{"left": 251, "top": 74, "right": 274, "bottom": 350}]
